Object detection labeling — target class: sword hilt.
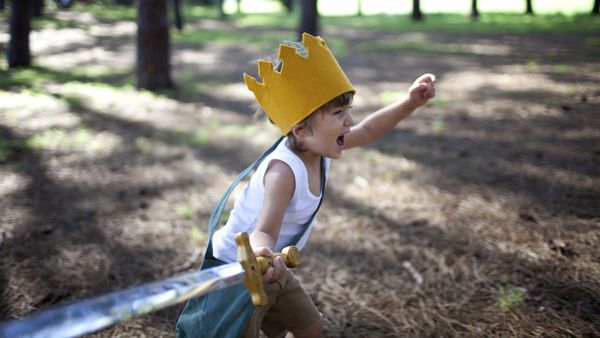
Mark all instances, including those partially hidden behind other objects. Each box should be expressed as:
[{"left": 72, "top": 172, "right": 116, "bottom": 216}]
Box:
[
  {"left": 256, "top": 246, "right": 301, "bottom": 274},
  {"left": 235, "top": 232, "right": 300, "bottom": 307}
]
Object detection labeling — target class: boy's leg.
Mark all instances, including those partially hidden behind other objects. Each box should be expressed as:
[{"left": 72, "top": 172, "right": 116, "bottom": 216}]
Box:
[
  {"left": 260, "top": 271, "right": 322, "bottom": 338},
  {"left": 242, "top": 275, "right": 286, "bottom": 338}
]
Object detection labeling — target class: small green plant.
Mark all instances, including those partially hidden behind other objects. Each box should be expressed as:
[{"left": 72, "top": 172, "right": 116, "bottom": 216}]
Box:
[
  {"left": 431, "top": 119, "right": 445, "bottom": 132},
  {"left": 190, "top": 226, "right": 206, "bottom": 243},
  {"left": 135, "top": 137, "right": 152, "bottom": 155},
  {"left": 498, "top": 286, "right": 526, "bottom": 310},
  {"left": 176, "top": 203, "right": 197, "bottom": 220},
  {"left": 0, "top": 138, "right": 30, "bottom": 162}
]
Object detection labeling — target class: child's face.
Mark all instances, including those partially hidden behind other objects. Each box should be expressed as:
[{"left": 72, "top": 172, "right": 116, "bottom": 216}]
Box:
[{"left": 301, "top": 104, "right": 354, "bottom": 159}]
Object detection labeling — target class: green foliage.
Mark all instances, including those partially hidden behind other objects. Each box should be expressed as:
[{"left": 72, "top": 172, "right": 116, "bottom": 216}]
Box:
[
  {"left": 0, "top": 138, "right": 30, "bottom": 162},
  {"left": 176, "top": 203, "right": 197, "bottom": 220},
  {"left": 28, "top": 128, "right": 93, "bottom": 150},
  {"left": 324, "top": 13, "right": 600, "bottom": 34},
  {"left": 497, "top": 285, "right": 526, "bottom": 310},
  {"left": 135, "top": 137, "right": 152, "bottom": 155},
  {"left": 190, "top": 226, "right": 207, "bottom": 243}
]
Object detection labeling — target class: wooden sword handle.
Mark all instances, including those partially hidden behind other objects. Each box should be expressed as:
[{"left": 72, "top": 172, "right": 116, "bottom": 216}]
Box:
[
  {"left": 256, "top": 246, "right": 301, "bottom": 274},
  {"left": 235, "top": 233, "right": 302, "bottom": 307}
]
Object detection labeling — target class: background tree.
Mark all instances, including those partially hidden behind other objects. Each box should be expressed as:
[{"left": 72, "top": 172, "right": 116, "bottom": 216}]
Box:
[
  {"left": 33, "top": 0, "right": 44, "bottom": 17},
  {"left": 173, "top": 0, "right": 183, "bottom": 30},
  {"left": 471, "top": 0, "right": 479, "bottom": 18},
  {"left": 525, "top": 0, "right": 534, "bottom": 15},
  {"left": 280, "top": 0, "right": 293, "bottom": 13},
  {"left": 215, "top": 0, "right": 225, "bottom": 18},
  {"left": 298, "top": 0, "right": 318, "bottom": 39},
  {"left": 0, "top": 0, "right": 4, "bottom": 11},
  {"left": 593, "top": 0, "right": 599, "bottom": 15},
  {"left": 115, "top": 0, "right": 134, "bottom": 5},
  {"left": 136, "top": 0, "right": 174, "bottom": 90},
  {"left": 412, "top": 0, "right": 423, "bottom": 21},
  {"left": 8, "top": 0, "right": 33, "bottom": 68}
]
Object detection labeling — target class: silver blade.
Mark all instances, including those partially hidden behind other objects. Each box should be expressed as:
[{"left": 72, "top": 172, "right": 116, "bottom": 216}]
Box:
[{"left": 0, "top": 262, "right": 245, "bottom": 338}]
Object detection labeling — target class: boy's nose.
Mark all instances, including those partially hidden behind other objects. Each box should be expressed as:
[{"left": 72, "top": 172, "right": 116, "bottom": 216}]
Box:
[{"left": 344, "top": 111, "right": 354, "bottom": 126}]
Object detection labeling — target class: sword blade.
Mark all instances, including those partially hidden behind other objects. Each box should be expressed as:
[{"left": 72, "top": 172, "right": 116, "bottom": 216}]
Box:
[{"left": 0, "top": 262, "right": 245, "bottom": 338}]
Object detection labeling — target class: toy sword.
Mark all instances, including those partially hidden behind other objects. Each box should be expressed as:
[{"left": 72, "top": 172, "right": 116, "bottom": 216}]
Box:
[{"left": 0, "top": 232, "right": 300, "bottom": 338}]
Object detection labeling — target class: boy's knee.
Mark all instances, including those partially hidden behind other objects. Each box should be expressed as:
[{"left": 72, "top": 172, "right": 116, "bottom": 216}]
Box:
[{"left": 288, "top": 319, "right": 323, "bottom": 338}]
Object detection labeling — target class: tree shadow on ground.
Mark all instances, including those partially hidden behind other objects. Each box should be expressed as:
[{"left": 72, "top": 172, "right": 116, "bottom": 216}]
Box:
[
  {"left": 306, "top": 185, "right": 600, "bottom": 336},
  {"left": 0, "top": 123, "right": 188, "bottom": 319},
  {"left": 367, "top": 106, "right": 599, "bottom": 219}
]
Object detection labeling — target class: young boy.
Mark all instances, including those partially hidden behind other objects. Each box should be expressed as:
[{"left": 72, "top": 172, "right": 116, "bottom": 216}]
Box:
[{"left": 178, "top": 33, "right": 435, "bottom": 338}]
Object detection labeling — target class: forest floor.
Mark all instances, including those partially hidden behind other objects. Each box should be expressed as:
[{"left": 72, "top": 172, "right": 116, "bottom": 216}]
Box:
[{"left": 1, "top": 7, "right": 599, "bottom": 338}]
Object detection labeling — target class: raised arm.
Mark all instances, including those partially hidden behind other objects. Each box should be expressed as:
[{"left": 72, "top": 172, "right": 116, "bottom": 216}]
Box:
[{"left": 345, "top": 73, "right": 436, "bottom": 149}]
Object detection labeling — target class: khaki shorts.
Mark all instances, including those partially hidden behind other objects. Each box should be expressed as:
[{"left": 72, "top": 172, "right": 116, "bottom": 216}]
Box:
[{"left": 242, "top": 271, "right": 322, "bottom": 338}]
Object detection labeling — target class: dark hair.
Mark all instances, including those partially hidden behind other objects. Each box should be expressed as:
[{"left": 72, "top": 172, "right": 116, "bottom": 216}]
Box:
[{"left": 287, "top": 91, "right": 354, "bottom": 152}]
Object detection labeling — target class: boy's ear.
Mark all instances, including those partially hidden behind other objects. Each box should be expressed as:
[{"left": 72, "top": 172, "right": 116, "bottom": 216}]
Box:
[{"left": 291, "top": 125, "right": 306, "bottom": 138}]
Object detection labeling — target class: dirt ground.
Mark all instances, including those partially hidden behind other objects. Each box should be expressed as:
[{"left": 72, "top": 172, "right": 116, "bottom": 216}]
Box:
[{"left": 1, "top": 9, "right": 599, "bottom": 338}]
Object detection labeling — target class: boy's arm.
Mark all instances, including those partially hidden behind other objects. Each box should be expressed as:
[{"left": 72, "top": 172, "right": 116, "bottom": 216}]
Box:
[
  {"left": 249, "top": 160, "right": 294, "bottom": 283},
  {"left": 345, "top": 73, "right": 436, "bottom": 149}
]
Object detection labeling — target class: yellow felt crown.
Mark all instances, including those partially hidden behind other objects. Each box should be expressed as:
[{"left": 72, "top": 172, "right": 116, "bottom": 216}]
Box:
[{"left": 244, "top": 33, "right": 355, "bottom": 134}]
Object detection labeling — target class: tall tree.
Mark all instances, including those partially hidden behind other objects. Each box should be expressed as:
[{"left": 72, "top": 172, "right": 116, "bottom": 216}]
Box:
[
  {"left": 525, "top": 0, "right": 534, "bottom": 15},
  {"left": 280, "top": 0, "right": 293, "bottom": 13},
  {"left": 33, "top": 0, "right": 44, "bottom": 17},
  {"left": 0, "top": 0, "right": 5, "bottom": 11},
  {"left": 136, "top": 0, "right": 173, "bottom": 90},
  {"left": 298, "top": 0, "right": 318, "bottom": 39},
  {"left": 412, "top": 0, "right": 423, "bottom": 21},
  {"left": 8, "top": 0, "right": 33, "bottom": 68},
  {"left": 215, "top": 0, "right": 225, "bottom": 19},
  {"left": 173, "top": 0, "right": 183, "bottom": 30},
  {"left": 471, "top": 0, "right": 479, "bottom": 18},
  {"left": 593, "top": 0, "right": 599, "bottom": 15}
]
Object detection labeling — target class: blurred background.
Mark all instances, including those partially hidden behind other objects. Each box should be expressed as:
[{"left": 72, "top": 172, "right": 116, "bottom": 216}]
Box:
[{"left": 1, "top": 1, "right": 599, "bottom": 337}]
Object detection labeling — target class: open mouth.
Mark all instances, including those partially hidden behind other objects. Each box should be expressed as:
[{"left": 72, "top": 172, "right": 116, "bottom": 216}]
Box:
[{"left": 336, "top": 135, "right": 345, "bottom": 149}]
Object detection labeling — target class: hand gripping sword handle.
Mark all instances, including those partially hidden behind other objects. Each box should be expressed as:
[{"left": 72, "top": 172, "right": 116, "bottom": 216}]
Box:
[
  {"left": 235, "top": 233, "right": 301, "bottom": 307},
  {"left": 256, "top": 246, "right": 301, "bottom": 274}
]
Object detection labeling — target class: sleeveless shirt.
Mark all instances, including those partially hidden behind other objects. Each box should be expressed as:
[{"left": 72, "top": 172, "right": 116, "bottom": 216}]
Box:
[{"left": 212, "top": 137, "right": 330, "bottom": 263}]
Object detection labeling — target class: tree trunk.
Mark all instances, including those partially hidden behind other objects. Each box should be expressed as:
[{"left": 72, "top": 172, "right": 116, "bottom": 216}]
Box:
[
  {"left": 298, "top": 0, "right": 318, "bottom": 39},
  {"left": 593, "top": 0, "right": 599, "bottom": 15},
  {"left": 8, "top": 0, "right": 33, "bottom": 68},
  {"left": 215, "top": 0, "right": 225, "bottom": 19},
  {"left": 471, "top": 0, "right": 479, "bottom": 18},
  {"left": 412, "top": 0, "right": 423, "bottom": 21},
  {"left": 32, "top": 0, "right": 44, "bottom": 17},
  {"left": 280, "top": 0, "right": 293, "bottom": 13},
  {"left": 136, "top": 0, "right": 174, "bottom": 91},
  {"left": 525, "top": 0, "right": 534, "bottom": 15},
  {"left": 173, "top": 0, "right": 183, "bottom": 30},
  {"left": 0, "top": 0, "right": 5, "bottom": 11},
  {"left": 357, "top": 0, "right": 362, "bottom": 16}
]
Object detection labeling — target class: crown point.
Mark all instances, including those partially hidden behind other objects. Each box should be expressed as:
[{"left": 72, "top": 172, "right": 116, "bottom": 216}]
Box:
[
  {"left": 243, "top": 73, "right": 260, "bottom": 92},
  {"left": 302, "top": 33, "right": 324, "bottom": 49},
  {"left": 258, "top": 60, "right": 275, "bottom": 78},
  {"left": 278, "top": 44, "right": 296, "bottom": 60}
]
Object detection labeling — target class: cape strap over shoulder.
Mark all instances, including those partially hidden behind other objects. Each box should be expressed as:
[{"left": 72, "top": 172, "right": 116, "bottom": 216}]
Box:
[{"left": 203, "top": 136, "right": 326, "bottom": 263}]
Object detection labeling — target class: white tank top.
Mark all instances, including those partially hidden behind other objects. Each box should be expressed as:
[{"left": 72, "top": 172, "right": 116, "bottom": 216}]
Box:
[{"left": 212, "top": 137, "right": 330, "bottom": 263}]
